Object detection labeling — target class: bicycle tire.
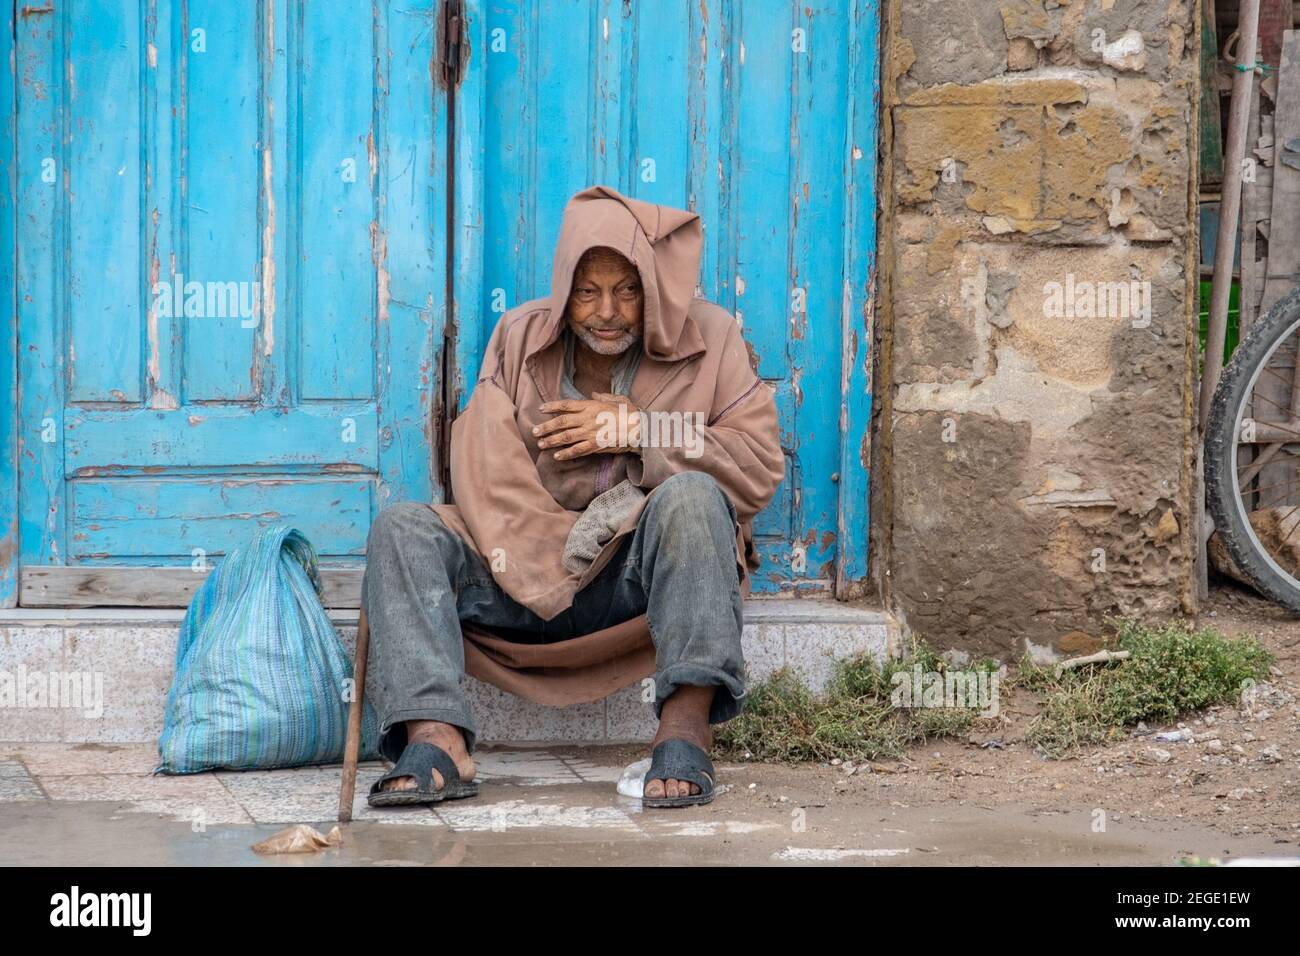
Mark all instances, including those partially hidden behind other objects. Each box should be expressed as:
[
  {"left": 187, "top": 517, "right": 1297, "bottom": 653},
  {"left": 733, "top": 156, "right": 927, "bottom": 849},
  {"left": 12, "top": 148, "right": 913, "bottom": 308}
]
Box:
[{"left": 1205, "top": 284, "right": 1300, "bottom": 612}]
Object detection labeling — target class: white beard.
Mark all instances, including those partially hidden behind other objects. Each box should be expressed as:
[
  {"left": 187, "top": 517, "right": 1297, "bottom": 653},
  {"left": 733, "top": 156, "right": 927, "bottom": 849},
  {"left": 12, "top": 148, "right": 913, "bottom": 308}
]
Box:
[{"left": 575, "top": 326, "right": 640, "bottom": 356}]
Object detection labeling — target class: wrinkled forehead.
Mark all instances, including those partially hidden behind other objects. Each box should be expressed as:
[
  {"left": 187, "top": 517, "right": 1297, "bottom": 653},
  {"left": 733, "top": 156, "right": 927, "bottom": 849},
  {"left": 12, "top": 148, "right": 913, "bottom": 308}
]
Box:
[{"left": 572, "top": 246, "right": 638, "bottom": 284}]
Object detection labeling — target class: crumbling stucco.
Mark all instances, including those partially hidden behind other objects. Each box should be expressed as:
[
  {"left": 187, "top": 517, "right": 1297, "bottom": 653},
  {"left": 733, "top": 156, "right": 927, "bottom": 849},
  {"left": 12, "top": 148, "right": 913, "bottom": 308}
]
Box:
[{"left": 877, "top": 0, "right": 1198, "bottom": 660}]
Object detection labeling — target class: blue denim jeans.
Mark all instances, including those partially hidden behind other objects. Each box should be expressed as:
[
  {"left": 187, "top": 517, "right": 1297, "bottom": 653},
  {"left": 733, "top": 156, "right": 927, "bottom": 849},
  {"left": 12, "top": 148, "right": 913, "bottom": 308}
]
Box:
[{"left": 361, "top": 471, "right": 747, "bottom": 759}]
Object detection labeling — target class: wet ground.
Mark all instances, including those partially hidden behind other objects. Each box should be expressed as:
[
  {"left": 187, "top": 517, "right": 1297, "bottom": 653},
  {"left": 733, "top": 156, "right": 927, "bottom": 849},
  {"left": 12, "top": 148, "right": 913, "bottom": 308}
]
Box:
[{"left": 0, "top": 740, "right": 1292, "bottom": 866}]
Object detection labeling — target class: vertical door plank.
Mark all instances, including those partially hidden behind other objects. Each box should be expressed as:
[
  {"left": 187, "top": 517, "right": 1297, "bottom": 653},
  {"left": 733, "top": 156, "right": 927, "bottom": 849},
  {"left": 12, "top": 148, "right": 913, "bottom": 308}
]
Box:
[
  {"left": 451, "top": 0, "right": 513, "bottom": 398},
  {"left": 377, "top": 0, "right": 444, "bottom": 507},
  {"left": 181, "top": 0, "right": 260, "bottom": 402},
  {"left": 731, "top": 2, "right": 797, "bottom": 582},
  {"left": 67, "top": 1, "right": 143, "bottom": 404},
  {"left": 145, "top": 0, "right": 182, "bottom": 410},
  {"left": 733, "top": 3, "right": 790, "bottom": 382},
  {"left": 687, "top": 0, "right": 728, "bottom": 301},
  {"left": 591, "top": 0, "right": 626, "bottom": 191},
  {"left": 16, "top": 1, "right": 67, "bottom": 568},
  {"left": 299, "top": 1, "right": 375, "bottom": 402},
  {"left": 529, "top": 1, "right": 594, "bottom": 292},
  {"left": 627, "top": 5, "right": 690, "bottom": 208},
  {"left": 257, "top": 0, "right": 290, "bottom": 406},
  {"left": 790, "top": 1, "right": 850, "bottom": 584}
]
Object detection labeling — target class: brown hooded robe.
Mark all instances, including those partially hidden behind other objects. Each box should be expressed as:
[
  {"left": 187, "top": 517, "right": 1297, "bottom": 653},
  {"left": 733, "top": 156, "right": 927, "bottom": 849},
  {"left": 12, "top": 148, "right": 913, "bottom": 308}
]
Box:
[{"left": 430, "top": 185, "right": 785, "bottom": 707}]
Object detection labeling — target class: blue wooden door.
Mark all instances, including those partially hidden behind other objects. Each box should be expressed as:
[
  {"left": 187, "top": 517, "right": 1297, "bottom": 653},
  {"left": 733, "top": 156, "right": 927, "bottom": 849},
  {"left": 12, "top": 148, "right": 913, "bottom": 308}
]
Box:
[
  {"left": 452, "top": 1, "right": 879, "bottom": 594},
  {"left": 14, "top": 0, "right": 445, "bottom": 591},
  {"left": 7, "top": 0, "right": 877, "bottom": 606}
]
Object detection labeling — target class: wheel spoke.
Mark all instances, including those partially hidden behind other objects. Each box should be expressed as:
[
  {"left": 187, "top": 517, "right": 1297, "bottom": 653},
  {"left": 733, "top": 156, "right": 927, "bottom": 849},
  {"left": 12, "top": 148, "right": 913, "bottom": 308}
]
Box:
[
  {"left": 1238, "top": 441, "right": 1287, "bottom": 486},
  {"left": 1250, "top": 482, "right": 1300, "bottom": 512},
  {"left": 1240, "top": 383, "right": 1300, "bottom": 429}
]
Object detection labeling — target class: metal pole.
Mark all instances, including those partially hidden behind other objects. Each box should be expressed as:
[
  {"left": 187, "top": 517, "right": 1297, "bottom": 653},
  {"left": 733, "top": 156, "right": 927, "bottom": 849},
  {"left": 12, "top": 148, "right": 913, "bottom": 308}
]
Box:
[{"left": 1201, "top": 0, "right": 1261, "bottom": 430}]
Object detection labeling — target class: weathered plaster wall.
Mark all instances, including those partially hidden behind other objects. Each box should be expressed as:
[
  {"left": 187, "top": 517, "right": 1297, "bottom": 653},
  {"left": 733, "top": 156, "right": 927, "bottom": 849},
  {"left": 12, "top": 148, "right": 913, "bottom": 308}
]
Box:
[{"left": 874, "top": 0, "right": 1199, "bottom": 659}]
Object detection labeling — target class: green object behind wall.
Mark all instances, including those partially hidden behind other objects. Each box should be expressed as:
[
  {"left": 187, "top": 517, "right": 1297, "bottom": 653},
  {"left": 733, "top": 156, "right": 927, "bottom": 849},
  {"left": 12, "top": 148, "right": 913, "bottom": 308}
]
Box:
[{"left": 1199, "top": 280, "right": 1240, "bottom": 370}]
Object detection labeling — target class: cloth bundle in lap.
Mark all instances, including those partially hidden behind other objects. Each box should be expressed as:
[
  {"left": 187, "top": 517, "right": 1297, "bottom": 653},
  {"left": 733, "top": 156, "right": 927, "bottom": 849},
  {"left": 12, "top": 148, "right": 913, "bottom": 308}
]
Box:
[{"left": 156, "top": 526, "right": 379, "bottom": 774}]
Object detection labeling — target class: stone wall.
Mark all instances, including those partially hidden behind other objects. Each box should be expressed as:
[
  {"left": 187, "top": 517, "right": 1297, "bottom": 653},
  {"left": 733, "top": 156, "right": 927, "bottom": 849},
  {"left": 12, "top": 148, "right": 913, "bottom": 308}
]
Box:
[{"left": 873, "top": 0, "right": 1200, "bottom": 659}]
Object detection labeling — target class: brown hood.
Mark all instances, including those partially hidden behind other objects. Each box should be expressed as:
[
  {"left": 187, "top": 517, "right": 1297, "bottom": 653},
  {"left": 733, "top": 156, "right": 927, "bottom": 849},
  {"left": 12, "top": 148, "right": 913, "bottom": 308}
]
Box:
[{"left": 535, "top": 185, "right": 707, "bottom": 362}]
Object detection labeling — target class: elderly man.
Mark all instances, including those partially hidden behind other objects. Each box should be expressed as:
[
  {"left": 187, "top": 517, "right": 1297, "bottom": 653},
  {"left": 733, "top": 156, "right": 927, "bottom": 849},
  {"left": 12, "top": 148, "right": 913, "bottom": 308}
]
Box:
[{"left": 362, "top": 186, "right": 784, "bottom": 808}]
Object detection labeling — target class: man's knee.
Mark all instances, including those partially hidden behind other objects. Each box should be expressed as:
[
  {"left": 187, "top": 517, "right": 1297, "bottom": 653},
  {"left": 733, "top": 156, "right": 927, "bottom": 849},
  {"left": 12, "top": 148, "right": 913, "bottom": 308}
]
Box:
[
  {"left": 366, "top": 500, "right": 438, "bottom": 561},
  {"left": 647, "top": 471, "right": 735, "bottom": 525}
]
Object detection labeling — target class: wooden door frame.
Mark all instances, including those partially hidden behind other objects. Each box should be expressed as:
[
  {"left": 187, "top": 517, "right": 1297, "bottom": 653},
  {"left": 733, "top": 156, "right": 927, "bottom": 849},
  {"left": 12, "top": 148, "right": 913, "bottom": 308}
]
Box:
[
  {"left": 834, "top": 0, "right": 881, "bottom": 600},
  {"left": 1, "top": 0, "right": 17, "bottom": 607}
]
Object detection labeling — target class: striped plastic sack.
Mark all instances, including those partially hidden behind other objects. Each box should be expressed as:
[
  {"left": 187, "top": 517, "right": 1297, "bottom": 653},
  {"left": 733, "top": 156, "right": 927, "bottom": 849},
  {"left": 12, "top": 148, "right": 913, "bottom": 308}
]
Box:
[{"left": 157, "top": 526, "right": 379, "bottom": 773}]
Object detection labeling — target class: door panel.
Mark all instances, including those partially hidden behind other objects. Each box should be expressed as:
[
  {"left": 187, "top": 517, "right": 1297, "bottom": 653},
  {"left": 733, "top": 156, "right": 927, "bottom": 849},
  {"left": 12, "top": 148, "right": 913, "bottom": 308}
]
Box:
[
  {"left": 70, "top": 478, "right": 373, "bottom": 561},
  {"left": 16, "top": 0, "right": 446, "bottom": 589},
  {"left": 455, "top": 0, "right": 878, "bottom": 593}
]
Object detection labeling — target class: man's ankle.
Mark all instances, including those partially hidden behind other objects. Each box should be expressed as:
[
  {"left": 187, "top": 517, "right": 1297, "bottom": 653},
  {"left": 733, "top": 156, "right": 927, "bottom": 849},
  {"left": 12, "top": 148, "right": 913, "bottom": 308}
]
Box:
[{"left": 406, "top": 720, "right": 466, "bottom": 751}]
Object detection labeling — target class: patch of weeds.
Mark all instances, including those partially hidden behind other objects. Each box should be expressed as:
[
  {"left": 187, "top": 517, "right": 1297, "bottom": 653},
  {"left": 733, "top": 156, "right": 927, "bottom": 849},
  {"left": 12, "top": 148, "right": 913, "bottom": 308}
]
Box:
[
  {"left": 1025, "top": 618, "right": 1273, "bottom": 758},
  {"left": 716, "top": 638, "right": 998, "bottom": 763}
]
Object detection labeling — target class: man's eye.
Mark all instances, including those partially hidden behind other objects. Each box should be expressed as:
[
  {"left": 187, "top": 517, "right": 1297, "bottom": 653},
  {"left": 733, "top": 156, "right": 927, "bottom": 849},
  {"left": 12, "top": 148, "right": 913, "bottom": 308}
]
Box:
[{"left": 618, "top": 285, "right": 641, "bottom": 299}]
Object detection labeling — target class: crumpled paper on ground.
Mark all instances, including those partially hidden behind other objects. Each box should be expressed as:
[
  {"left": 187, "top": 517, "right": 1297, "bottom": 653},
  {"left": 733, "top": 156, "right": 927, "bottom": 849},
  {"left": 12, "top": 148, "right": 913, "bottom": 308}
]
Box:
[{"left": 252, "top": 824, "right": 343, "bottom": 855}]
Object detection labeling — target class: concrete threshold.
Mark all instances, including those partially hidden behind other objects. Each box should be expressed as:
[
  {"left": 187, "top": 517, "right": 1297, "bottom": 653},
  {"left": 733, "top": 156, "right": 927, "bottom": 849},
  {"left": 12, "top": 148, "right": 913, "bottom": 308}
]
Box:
[
  {"left": 0, "top": 597, "right": 897, "bottom": 745},
  {"left": 0, "top": 596, "right": 890, "bottom": 627}
]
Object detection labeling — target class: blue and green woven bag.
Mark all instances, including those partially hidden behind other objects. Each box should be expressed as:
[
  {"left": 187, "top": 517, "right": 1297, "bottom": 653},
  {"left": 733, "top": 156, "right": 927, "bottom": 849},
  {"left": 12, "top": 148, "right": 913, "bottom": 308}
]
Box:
[{"left": 157, "top": 526, "right": 379, "bottom": 773}]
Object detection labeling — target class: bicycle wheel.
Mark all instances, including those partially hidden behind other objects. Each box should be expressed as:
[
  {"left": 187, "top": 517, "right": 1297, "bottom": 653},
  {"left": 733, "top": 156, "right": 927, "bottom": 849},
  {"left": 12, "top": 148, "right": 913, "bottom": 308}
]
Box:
[{"left": 1205, "top": 285, "right": 1300, "bottom": 612}]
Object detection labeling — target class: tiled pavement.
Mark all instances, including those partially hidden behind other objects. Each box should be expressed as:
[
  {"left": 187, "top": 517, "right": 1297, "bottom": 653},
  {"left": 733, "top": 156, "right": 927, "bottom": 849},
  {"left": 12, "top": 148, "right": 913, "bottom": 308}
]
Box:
[
  {"left": 0, "top": 741, "right": 770, "bottom": 843},
  {"left": 3, "top": 742, "right": 1293, "bottom": 866}
]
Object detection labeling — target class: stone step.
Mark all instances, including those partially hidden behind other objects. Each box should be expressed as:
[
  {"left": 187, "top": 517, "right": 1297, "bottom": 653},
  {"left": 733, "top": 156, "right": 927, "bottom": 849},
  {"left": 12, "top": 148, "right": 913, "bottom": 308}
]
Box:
[{"left": 0, "top": 600, "right": 897, "bottom": 745}]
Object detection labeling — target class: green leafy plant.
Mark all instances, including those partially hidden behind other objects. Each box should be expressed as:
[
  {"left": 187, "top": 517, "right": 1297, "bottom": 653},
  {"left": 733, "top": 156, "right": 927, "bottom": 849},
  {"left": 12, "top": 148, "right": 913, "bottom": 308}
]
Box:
[
  {"left": 715, "top": 638, "right": 997, "bottom": 763},
  {"left": 1024, "top": 618, "right": 1273, "bottom": 758}
]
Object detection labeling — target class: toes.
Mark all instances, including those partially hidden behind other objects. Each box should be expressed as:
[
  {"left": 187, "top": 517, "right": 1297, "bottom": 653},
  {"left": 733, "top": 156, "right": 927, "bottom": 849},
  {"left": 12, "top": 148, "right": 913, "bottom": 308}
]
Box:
[
  {"left": 645, "top": 778, "right": 704, "bottom": 800},
  {"left": 382, "top": 770, "right": 442, "bottom": 793}
]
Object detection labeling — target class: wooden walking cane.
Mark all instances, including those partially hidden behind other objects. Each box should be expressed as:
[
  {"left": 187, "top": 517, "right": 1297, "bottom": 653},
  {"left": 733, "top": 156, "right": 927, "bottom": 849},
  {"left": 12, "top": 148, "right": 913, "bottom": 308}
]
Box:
[{"left": 337, "top": 608, "right": 370, "bottom": 822}]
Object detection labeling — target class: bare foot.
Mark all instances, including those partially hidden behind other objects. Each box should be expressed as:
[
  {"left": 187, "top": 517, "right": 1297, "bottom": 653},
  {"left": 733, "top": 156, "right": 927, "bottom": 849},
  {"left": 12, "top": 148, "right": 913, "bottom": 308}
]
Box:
[
  {"left": 644, "top": 685, "right": 714, "bottom": 800},
  {"left": 379, "top": 720, "right": 475, "bottom": 792}
]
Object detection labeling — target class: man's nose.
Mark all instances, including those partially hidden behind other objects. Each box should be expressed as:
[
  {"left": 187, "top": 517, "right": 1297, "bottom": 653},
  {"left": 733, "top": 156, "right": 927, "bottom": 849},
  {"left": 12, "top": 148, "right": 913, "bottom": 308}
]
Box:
[{"left": 596, "top": 290, "right": 618, "bottom": 319}]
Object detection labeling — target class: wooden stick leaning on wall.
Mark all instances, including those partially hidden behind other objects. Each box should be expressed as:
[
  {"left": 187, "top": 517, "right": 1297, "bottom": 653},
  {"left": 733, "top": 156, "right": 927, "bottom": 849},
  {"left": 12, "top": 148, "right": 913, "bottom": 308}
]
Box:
[
  {"left": 1203, "top": 0, "right": 1262, "bottom": 431},
  {"left": 337, "top": 608, "right": 370, "bottom": 823}
]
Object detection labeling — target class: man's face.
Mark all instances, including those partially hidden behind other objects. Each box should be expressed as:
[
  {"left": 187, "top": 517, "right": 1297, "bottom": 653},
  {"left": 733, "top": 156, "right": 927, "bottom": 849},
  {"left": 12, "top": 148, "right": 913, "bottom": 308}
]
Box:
[{"left": 565, "top": 252, "right": 643, "bottom": 356}]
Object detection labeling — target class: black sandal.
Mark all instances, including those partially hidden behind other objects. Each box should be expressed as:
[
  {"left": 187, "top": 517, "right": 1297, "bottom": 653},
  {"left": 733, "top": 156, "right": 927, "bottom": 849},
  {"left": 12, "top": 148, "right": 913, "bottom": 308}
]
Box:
[
  {"left": 367, "top": 741, "right": 479, "bottom": 807},
  {"left": 642, "top": 738, "right": 716, "bottom": 808}
]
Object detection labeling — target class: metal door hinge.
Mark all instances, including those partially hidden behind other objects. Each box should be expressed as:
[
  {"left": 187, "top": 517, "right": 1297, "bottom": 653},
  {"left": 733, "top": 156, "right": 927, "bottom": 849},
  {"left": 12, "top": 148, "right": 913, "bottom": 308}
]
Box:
[{"left": 437, "top": 0, "right": 465, "bottom": 89}]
